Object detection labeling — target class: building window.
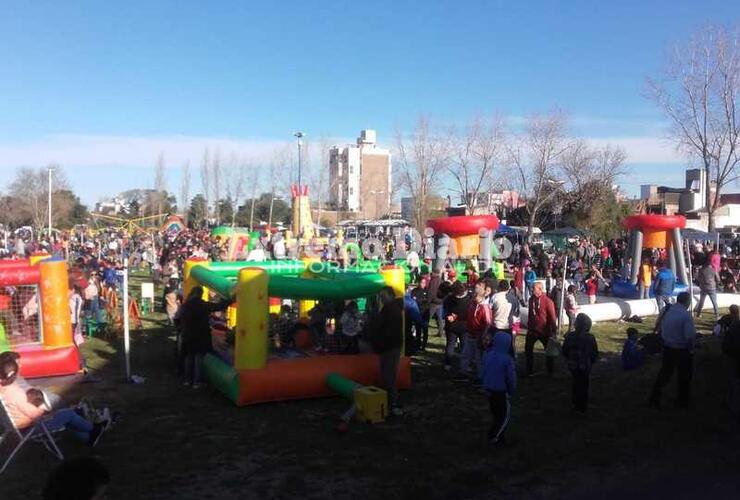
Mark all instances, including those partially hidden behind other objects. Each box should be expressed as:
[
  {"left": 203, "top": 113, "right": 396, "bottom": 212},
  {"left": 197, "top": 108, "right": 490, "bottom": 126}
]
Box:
[
  {"left": 349, "top": 165, "right": 353, "bottom": 174},
  {"left": 349, "top": 187, "right": 353, "bottom": 195}
]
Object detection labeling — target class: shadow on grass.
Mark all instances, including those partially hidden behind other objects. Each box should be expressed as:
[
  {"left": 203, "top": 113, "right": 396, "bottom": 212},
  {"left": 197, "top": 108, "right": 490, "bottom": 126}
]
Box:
[{"left": 2, "top": 307, "right": 739, "bottom": 499}]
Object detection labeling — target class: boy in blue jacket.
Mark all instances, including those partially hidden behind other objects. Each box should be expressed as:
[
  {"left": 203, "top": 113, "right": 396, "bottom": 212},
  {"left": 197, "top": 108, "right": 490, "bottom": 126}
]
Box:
[{"left": 482, "top": 331, "right": 516, "bottom": 445}]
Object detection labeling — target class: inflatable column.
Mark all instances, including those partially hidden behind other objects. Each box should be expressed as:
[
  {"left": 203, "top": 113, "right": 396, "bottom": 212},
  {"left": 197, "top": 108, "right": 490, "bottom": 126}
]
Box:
[
  {"left": 38, "top": 260, "right": 72, "bottom": 348},
  {"left": 478, "top": 228, "right": 492, "bottom": 274},
  {"left": 629, "top": 229, "right": 643, "bottom": 285},
  {"left": 183, "top": 259, "right": 209, "bottom": 300},
  {"left": 671, "top": 228, "right": 689, "bottom": 285},
  {"left": 433, "top": 234, "right": 450, "bottom": 274},
  {"left": 298, "top": 257, "right": 321, "bottom": 318},
  {"left": 380, "top": 266, "right": 405, "bottom": 353},
  {"left": 235, "top": 268, "right": 269, "bottom": 370}
]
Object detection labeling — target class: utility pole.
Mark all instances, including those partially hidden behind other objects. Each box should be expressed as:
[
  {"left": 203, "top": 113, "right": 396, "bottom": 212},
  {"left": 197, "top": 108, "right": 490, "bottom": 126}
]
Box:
[
  {"left": 47, "top": 166, "right": 54, "bottom": 242},
  {"left": 294, "top": 131, "right": 305, "bottom": 243}
]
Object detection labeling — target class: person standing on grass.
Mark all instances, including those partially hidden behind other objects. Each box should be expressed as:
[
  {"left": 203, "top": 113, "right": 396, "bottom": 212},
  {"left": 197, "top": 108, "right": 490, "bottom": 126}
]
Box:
[
  {"left": 695, "top": 259, "right": 721, "bottom": 321},
  {"left": 491, "top": 280, "right": 516, "bottom": 359},
  {"left": 460, "top": 279, "right": 493, "bottom": 381},
  {"left": 653, "top": 260, "right": 676, "bottom": 313},
  {"left": 177, "top": 286, "right": 232, "bottom": 389},
  {"left": 482, "top": 331, "right": 516, "bottom": 446},
  {"left": 562, "top": 314, "right": 599, "bottom": 413},
  {"left": 564, "top": 285, "right": 578, "bottom": 332},
  {"left": 584, "top": 273, "right": 598, "bottom": 305},
  {"left": 442, "top": 281, "right": 470, "bottom": 371},
  {"left": 369, "top": 287, "right": 404, "bottom": 415},
  {"left": 639, "top": 257, "right": 652, "bottom": 300},
  {"left": 524, "top": 265, "right": 537, "bottom": 302},
  {"left": 526, "top": 282, "right": 558, "bottom": 376},
  {"left": 649, "top": 292, "right": 696, "bottom": 409}
]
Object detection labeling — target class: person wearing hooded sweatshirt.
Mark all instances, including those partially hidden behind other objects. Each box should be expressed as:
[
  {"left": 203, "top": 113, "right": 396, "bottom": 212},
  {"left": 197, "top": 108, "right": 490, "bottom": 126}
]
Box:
[
  {"left": 653, "top": 261, "right": 676, "bottom": 313},
  {"left": 482, "top": 331, "right": 516, "bottom": 445},
  {"left": 562, "top": 314, "right": 599, "bottom": 413}
]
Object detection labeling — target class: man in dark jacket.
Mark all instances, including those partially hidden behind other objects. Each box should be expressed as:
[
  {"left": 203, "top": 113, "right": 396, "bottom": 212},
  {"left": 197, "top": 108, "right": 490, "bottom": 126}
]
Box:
[
  {"left": 177, "top": 286, "right": 232, "bottom": 388},
  {"left": 369, "top": 287, "right": 404, "bottom": 414},
  {"left": 442, "top": 281, "right": 470, "bottom": 371},
  {"left": 562, "top": 314, "right": 599, "bottom": 412},
  {"left": 526, "top": 283, "right": 558, "bottom": 376}
]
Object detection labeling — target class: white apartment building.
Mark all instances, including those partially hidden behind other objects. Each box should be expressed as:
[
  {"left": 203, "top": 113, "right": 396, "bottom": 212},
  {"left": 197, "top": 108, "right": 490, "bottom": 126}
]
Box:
[{"left": 329, "top": 130, "right": 392, "bottom": 219}]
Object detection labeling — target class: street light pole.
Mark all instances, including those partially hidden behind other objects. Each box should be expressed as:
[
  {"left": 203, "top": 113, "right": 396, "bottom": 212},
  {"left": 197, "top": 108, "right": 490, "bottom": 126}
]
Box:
[
  {"left": 294, "top": 131, "right": 304, "bottom": 244},
  {"left": 47, "top": 166, "right": 54, "bottom": 242}
]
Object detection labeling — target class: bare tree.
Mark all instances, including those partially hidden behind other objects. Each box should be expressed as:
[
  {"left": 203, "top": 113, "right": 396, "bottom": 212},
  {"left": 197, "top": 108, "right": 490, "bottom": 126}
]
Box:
[
  {"left": 225, "top": 153, "right": 245, "bottom": 227},
  {"left": 180, "top": 161, "right": 191, "bottom": 225},
  {"left": 212, "top": 149, "right": 222, "bottom": 225},
  {"left": 509, "top": 112, "right": 570, "bottom": 240},
  {"left": 153, "top": 152, "right": 167, "bottom": 215},
  {"left": 395, "top": 116, "right": 451, "bottom": 230},
  {"left": 8, "top": 165, "right": 70, "bottom": 233},
  {"left": 268, "top": 146, "right": 290, "bottom": 226},
  {"left": 448, "top": 115, "right": 505, "bottom": 214},
  {"left": 200, "top": 148, "right": 210, "bottom": 227},
  {"left": 648, "top": 25, "right": 740, "bottom": 231},
  {"left": 561, "top": 140, "right": 627, "bottom": 193}
]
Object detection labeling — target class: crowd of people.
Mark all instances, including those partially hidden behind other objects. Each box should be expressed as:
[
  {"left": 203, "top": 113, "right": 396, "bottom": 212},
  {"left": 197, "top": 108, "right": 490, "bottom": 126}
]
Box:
[{"left": 0, "top": 224, "right": 738, "bottom": 491}]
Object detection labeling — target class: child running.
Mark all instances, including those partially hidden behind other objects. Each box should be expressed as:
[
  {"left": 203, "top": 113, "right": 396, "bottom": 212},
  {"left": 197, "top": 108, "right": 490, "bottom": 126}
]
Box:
[{"left": 482, "top": 331, "right": 516, "bottom": 446}]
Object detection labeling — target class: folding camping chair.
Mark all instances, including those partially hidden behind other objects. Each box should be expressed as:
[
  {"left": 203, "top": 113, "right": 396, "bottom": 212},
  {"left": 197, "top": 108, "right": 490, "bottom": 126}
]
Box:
[{"left": 0, "top": 397, "right": 64, "bottom": 474}]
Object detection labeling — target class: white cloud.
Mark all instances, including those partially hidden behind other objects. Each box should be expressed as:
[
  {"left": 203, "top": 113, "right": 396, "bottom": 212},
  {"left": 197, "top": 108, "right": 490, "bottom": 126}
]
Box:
[{"left": 586, "top": 136, "right": 685, "bottom": 164}]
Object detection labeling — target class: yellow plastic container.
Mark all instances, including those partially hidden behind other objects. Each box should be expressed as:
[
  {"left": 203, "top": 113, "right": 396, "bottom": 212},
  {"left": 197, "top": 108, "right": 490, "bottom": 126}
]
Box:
[{"left": 353, "top": 385, "right": 388, "bottom": 423}]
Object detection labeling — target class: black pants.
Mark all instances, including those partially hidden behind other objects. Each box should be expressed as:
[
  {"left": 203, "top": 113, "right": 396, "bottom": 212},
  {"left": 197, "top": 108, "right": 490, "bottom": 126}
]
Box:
[
  {"left": 650, "top": 347, "right": 693, "bottom": 407},
  {"left": 488, "top": 391, "right": 510, "bottom": 443},
  {"left": 571, "top": 369, "right": 590, "bottom": 412},
  {"left": 416, "top": 310, "right": 430, "bottom": 350},
  {"left": 525, "top": 334, "right": 554, "bottom": 375}
]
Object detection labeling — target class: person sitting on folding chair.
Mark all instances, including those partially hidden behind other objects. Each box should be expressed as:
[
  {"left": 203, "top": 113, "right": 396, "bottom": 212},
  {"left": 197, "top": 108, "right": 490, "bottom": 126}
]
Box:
[{"left": 0, "top": 357, "right": 106, "bottom": 447}]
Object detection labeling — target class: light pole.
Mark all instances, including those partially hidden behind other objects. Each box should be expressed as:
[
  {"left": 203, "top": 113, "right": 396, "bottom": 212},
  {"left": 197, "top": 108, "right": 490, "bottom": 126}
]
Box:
[
  {"left": 294, "top": 131, "right": 304, "bottom": 243},
  {"left": 47, "top": 166, "right": 54, "bottom": 242}
]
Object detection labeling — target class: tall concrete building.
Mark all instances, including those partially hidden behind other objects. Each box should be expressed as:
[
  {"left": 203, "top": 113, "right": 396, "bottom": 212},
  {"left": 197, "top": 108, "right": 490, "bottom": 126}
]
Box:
[{"left": 328, "top": 130, "right": 391, "bottom": 219}]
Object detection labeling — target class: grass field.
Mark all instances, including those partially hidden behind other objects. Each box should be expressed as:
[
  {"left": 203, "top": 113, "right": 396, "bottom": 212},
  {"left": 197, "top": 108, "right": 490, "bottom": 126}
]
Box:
[{"left": 2, "top": 274, "right": 740, "bottom": 499}]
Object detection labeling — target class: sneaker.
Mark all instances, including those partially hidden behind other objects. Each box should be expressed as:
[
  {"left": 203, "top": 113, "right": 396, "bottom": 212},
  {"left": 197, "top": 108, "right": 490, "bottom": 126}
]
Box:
[
  {"left": 391, "top": 406, "right": 404, "bottom": 417},
  {"left": 192, "top": 383, "right": 201, "bottom": 389},
  {"left": 88, "top": 422, "right": 107, "bottom": 447},
  {"left": 444, "top": 364, "right": 452, "bottom": 371},
  {"left": 183, "top": 381, "right": 191, "bottom": 387}
]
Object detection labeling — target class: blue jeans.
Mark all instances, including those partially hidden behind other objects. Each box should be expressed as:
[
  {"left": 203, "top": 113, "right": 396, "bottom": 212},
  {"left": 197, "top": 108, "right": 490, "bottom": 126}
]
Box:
[
  {"left": 460, "top": 333, "right": 482, "bottom": 378},
  {"left": 656, "top": 295, "right": 672, "bottom": 313},
  {"left": 696, "top": 290, "right": 719, "bottom": 319},
  {"left": 45, "top": 408, "right": 93, "bottom": 442}
]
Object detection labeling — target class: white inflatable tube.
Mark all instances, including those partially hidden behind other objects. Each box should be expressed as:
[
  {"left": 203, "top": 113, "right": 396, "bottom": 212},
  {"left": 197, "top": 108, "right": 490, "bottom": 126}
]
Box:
[{"left": 520, "top": 293, "right": 739, "bottom": 327}]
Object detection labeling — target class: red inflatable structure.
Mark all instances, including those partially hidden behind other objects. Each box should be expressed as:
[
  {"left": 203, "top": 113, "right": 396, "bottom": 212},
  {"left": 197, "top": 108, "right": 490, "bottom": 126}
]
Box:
[{"left": 0, "top": 258, "right": 80, "bottom": 378}]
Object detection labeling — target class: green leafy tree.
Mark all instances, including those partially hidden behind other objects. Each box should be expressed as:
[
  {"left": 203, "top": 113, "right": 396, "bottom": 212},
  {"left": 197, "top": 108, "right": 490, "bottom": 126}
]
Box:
[{"left": 188, "top": 194, "right": 208, "bottom": 229}]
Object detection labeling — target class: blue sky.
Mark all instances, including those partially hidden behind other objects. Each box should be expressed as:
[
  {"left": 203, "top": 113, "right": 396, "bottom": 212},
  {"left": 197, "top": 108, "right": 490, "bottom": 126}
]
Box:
[{"left": 1, "top": 1, "right": 738, "bottom": 206}]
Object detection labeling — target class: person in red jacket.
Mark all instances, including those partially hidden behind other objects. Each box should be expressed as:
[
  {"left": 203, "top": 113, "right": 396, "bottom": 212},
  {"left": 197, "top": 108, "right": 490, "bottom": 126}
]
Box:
[
  {"left": 526, "top": 282, "right": 558, "bottom": 376},
  {"left": 460, "top": 279, "right": 493, "bottom": 380}
]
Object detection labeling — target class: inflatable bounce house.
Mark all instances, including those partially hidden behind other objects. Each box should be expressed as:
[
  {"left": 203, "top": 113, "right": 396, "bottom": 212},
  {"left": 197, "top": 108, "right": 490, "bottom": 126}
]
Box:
[
  {"left": 160, "top": 214, "right": 186, "bottom": 236},
  {"left": 291, "top": 184, "right": 315, "bottom": 241},
  {"left": 210, "top": 226, "right": 261, "bottom": 261},
  {"left": 183, "top": 259, "right": 411, "bottom": 406},
  {"left": 612, "top": 214, "right": 689, "bottom": 299},
  {"left": 0, "top": 257, "right": 79, "bottom": 378},
  {"left": 426, "top": 214, "right": 502, "bottom": 277}
]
